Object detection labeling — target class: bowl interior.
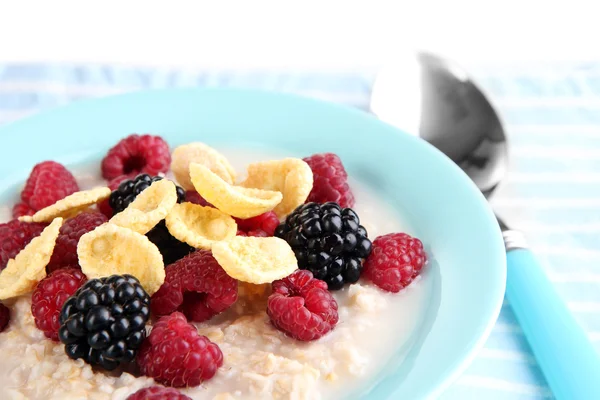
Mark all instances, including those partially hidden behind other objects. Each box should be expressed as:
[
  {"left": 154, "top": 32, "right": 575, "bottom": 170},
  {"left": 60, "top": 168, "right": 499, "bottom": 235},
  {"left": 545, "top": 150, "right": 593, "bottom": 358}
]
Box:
[{"left": 0, "top": 88, "right": 506, "bottom": 399}]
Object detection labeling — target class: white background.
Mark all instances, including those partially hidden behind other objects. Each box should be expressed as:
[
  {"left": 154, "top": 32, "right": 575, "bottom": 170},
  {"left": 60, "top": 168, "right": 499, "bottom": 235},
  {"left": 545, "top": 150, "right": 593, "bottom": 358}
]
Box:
[{"left": 1, "top": 1, "right": 599, "bottom": 69}]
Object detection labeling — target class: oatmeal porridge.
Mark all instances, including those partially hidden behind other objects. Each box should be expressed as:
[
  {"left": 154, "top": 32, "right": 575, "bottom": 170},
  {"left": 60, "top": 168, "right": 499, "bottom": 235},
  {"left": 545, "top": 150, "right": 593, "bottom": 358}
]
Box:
[{"left": 0, "top": 140, "right": 431, "bottom": 400}]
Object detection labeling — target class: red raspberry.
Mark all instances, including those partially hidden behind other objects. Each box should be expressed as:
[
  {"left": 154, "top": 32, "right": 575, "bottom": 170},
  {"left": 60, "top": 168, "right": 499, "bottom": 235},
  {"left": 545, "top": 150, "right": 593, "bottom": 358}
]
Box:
[
  {"left": 267, "top": 270, "right": 338, "bottom": 341},
  {"left": 137, "top": 312, "right": 223, "bottom": 387},
  {"left": 303, "top": 153, "right": 354, "bottom": 208},
  {"left": 20, "top": 161, "right": 79, "bottom": 211},
  {"left": 97, "top": 199, "right": 113, "bottom": 219},
  {"left": 47, "top": 212, "right": 108, "bottom": 273},
  {"left": 12, "top": 202, "right": 35, "bottom": 219},
  {"left": 0, "top": 303, "right": 10, "bottom": 332},
  {"left": 363, "top": 233, "right": 427, "bottom": 293},
  {"left": 235, "top": 211, "right": 279, "bottom": 237},
  {"left": 151, "top": 251, "right": 237, "bottom": 322},
  {"left": 127, "top": 386, "right": 191, "bottom": 400},
  {"left": 237, "top": 229, "right": 269, "bottom": 237},
  {"left": 0, "top": 220, "right": 47, "bottom": 271},
  {"left": 101, "top": 134, "right": 171, "bottom": 180},
  {"left": 98, "top": 199, "right": 113, "bottom": 219},
  {"left": 185, "top": 190, "right": 212, "bottom": 207},
  {"left": 31, "top": 268, "right": 87, "bottom": 340}
]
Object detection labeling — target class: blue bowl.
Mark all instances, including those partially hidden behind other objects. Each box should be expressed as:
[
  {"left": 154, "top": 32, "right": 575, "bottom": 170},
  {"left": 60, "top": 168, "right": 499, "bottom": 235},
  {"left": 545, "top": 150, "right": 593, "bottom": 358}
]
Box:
[{"left": 0, "top": 88, "right": 506, "bottom": 399}]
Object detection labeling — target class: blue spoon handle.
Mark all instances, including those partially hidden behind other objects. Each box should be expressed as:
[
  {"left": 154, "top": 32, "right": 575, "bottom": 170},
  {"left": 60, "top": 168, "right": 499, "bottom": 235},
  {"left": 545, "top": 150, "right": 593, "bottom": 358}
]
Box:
[{"left": 505, "top": 242, "right": 600, "bottom": 400}]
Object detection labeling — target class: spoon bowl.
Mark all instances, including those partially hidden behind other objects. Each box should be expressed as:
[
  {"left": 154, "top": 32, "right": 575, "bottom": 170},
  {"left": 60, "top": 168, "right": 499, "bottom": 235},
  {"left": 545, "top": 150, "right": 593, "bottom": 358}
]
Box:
[{"left": 370, "top": 52, "right": 508, "bottom": 197}]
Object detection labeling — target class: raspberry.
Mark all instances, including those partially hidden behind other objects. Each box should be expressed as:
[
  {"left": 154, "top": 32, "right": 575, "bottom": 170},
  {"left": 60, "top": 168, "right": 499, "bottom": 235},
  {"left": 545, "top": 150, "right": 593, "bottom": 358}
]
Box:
[
  {"left": 0, "top": 303, "right": 10, "bottom": 332},
  {"left": 97, "top": 199, "right": 113, "bottom": 219},
  {"left": 127, "top": 386, "right": 192, "bottom": 400},
  {"left": 46, "top": 212, "right": 108, "bottom": 273},
  {"left": 237, "top": 229, "right": 269, "bottom": 237},
  {"left": 0, "top": 219, "right": 47, "bottom": 271},
  {"left": 235, "top": 211, "right": 279, "bottom": 237},
  {"left": 20, "top": 161, "right": 79, "bottom": 211},
  {"left": 137, "top": 312, "right": 223, "bottom": 387},
  {"left": 363, "top": 233, "right": 427, "bottom": 293},
  {"left": 151, "top": 251, "right": 238, "bottom": 322},
  {"left": 31, "top": 268, "right": 87, "bottom": 341},
  {"left": 101, "top": 134, "right": 171, "bottom": 180},
  {"left": 185, "top": 190, "right": 212, "bottom": 207},
  {"left": 267, "top": 270, "right": 338, "bottom": 341},
  {"left": 303, "top": 153, "right": 354, "bottom": 208},
  {"left": 12, "top": 202, "right": 35, "bottom": 219}
]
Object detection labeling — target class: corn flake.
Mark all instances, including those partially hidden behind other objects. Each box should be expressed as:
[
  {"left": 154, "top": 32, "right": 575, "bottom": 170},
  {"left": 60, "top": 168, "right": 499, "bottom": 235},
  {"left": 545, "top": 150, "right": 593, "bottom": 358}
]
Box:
[
  {"left": 238, "top": 281, "right": 272, "bottom": 304},
  {"left": 165, "top": 202, "right": 237, "bottom": 250},
  {"left": 78, "top": 223, "right": 165, "bottom": 295},
  {"left": 190, "top": 163, "right": 282, "bottom": 219},
  {"left": 109, "top": 179, "right": 177, "bottom": 234},
  {"left": 0, "top": 218, "right": 63, "bottom": 300},
  {"left": 19, "top": 187, "right": 111, "bottom": 223},
  {"left": 212, "top": 236, "right": 298, "bottom": 284},
  {"left": 171, "top": 142, "right": 236, "bottom": 190},
  {"left": 241, "top": 158, "right": 313, "bottom": 218}
]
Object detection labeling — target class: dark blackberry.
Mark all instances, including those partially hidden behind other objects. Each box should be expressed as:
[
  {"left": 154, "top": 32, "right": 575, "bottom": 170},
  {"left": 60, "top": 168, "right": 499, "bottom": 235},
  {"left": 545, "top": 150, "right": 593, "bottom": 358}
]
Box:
[
  {"left": 108, "top": 174, "right": 193, "bottom": 265},
  {"left": 58, "top": 274, "right": 150, "bottom": 371},
  {"left": 108, "top": 174, "right": 186, "bottom": 214},
  {"left": 146, "top": 221, "right": 194, "bottom": 265},
  {"left": 275, "top": 202, "right": 372, "bottom": 290}
]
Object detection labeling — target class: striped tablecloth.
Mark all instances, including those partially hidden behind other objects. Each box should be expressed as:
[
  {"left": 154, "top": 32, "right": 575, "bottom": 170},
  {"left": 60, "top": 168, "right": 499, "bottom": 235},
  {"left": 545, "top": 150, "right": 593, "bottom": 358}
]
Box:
[{"left": 1, "top": 63, "right": 599, "bottom": 400}]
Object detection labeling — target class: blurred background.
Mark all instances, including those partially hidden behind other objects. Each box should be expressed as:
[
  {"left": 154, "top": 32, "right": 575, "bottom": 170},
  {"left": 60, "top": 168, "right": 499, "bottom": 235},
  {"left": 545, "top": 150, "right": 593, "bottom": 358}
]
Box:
[
  {"left": 1, "top": 2, "right": 599, "bottom": 399},
  {"left": 2, "top": 2, "right": 599, "bottom": 68}
]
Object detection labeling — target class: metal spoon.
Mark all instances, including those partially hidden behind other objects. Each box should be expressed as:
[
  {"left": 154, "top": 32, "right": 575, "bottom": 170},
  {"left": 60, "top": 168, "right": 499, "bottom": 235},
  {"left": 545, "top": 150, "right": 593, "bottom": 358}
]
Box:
[{"left": 369, "top": 52, "right": 600, "bottom": 400}]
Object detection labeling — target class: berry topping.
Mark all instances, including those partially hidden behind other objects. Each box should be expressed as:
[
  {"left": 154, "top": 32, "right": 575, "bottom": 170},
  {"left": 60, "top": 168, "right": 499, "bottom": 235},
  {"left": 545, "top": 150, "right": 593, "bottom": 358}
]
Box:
[
  {"left": 267, "top": 270, "right": 338, "bottom": 341},
  {"left": 109, "top": 174, "right": 185, "bottom": 214},
  {"left": 58, "top": 274, "right": 151, "bottom": 370},
  {"left": 274, "top": 202, "right": 372, "bottom": 290},
  {"left": 31, "top": 268, "right": 87, "bottom": 340},
  {"left": 151, "top": 250, "right": 238, "bottom": 322},
  {"left": 0, "top": 219, "right": 47, "bottom": 271},
  {"left": 235, "top": 211, "right": 280, "bottom": 237},
  {"left": 98, "top": 173, "right": 138, "bottom": 218},
  {"left": 137, "top": 312, "right": 223, "bottom": 387},
  {"left": 236, "top": 229, "right": 269, "bottom": 238},
  {"left": 101, "top": 134, "right": 171, "bottom": 180},
  {"left": 108, "top": 174, "right": 192, "bottom": 265},
  {"left": 109, "top": 173, "right": 139, "bottom": 191},
  {"left": 185, "top": 190, "right": 212, "bottom": 207},
  {"left": 127, "top": 386, "right": 192, "bottom": 400},
  {"left": 0, "top": 303, "right": 10, "bottom": 332},
  {"left": 46, "top": 212, "right": 108, "bottom": 273},
  {"left": 20, "top": 161, "right": 80, "bottom": 211},
  {"left": 363, "top": 233, "right": 427, "bottom": 293},
  {"left": 146, "top": 223, "right": 196, "bottom": 266},
  {"left": 303, "top": 153, "right": 354, "bottom": 208},
  {"left": 12, "top": 202, "right": 35, "bottom": 219}
]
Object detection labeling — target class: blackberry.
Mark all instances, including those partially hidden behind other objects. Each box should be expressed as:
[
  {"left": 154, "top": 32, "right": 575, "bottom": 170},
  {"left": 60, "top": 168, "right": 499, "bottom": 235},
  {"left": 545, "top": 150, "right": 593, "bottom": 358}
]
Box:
[
  {"left": 275, "top": 202, "right": 372, "bottom": 290},
  {"left": 58, "top": 274, "right": 150, "bottom": 370},
  {"left": 146, "top": 221, "right": 195, "bottom": 265},
  {"left": 108, "top": 174, "right": 193, "bottom": 265},
  {"left": 108, "top": 174, "right": 186, "bottom": 214}
]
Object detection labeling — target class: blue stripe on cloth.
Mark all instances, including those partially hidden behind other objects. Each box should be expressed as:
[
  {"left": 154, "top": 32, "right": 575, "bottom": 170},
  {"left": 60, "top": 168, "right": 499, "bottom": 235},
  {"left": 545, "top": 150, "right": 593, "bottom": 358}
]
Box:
[{"left": 1, "top": 62, "right": 600, "bottom": 399}]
